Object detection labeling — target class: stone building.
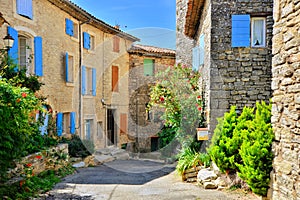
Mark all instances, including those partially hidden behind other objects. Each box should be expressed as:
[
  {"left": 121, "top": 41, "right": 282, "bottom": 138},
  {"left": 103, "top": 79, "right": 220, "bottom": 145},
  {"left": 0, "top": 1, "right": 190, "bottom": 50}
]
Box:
[
  {"left": 128, "top": 44, "right": 176, "bottom": 153},
  {"left": 180, "top": 0, "right": 273, "bottom": 137},
  {"left": 0, "top": 0, "right": 139, "bottom": 148},
  {"left": 176, "top": 0, "right": 193, "bottom": 66},
  {"left": 271, "top": 0, "right": 300, "bottom": 199}
]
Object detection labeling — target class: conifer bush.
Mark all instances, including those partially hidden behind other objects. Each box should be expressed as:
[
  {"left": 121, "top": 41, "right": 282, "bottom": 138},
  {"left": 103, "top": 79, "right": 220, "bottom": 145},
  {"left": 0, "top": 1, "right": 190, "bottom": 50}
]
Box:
[
  {"left": 207, "top": 106, "right": 238, "bottom": 172},
  {"left": 237, "top": 101, "right": 274, "bottom": 196}
]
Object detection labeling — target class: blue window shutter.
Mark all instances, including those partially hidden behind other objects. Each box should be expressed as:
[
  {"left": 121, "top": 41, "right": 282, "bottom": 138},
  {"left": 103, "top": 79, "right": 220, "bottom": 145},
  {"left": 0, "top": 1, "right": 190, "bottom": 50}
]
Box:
[
  {"left": 34, "top": 36, "right": 43, "bottom": 76},
  {"left": 7, "top": 26, "right": 18, "bottom": 65},
  {"left": 82, "top": 66, "right": 86, "bottom": 95},
  {"left": 39, "top": 105, "right": 49, "bottom": 135},
  {"left": 192, "top": 47, "right": 199, "bottom": 71},
  {"left": 56, "top": 112, "right": 63, "bottom": 136},
  {"left": 232, "top": 15, "right": 250, "bottom": 47},
  {"left": 17, "top": 0, "right": 33, "bottom": 19},
  {"left": 65, "top": 18, "right": 74, "bottom": 36},
  {"left": 70, "top": 112, "right": 76, "bottom": 134},
  {"left": 92, "top": 68, "right": 96, "bottom": 96},
  {"left": 65, "top": 52, "right": 69, "bottom": 82},
  {"left": 199, "top": 35, "right": 205, "bottom": 65},
  {"left": 83, "top": 32, "right": 90, "bottom": 49}
]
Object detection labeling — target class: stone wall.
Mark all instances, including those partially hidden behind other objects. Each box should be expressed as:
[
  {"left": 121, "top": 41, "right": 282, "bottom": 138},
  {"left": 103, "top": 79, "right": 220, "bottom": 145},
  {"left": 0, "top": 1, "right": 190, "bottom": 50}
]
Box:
[
  {"left": 128, "top": 53, "right": 175, "bottom": 152},
  {"left": 271, "top": 0, "right": 300, "bottom": 199},
  {"left": 208, "top": 0, "right": 273, "bottom": 134},
  {"left": 176, "top": 0, "right": 193, "bottom": 66}
]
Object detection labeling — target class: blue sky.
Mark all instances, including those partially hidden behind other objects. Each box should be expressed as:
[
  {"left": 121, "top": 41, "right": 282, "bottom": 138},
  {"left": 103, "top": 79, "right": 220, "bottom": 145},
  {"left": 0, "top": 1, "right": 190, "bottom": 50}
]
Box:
[{"left": 70, "top": 0, "right": 176, "bottom": 49}]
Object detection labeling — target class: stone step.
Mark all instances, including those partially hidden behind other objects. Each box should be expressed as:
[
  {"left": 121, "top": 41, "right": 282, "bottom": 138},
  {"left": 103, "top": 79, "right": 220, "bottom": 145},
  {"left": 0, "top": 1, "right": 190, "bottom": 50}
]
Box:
[
  {"left": 112, "top": 152, "right": 130, "bottom": 160},
  {"left": 94, "top": 155, "right": 115, "bottom": 164}
]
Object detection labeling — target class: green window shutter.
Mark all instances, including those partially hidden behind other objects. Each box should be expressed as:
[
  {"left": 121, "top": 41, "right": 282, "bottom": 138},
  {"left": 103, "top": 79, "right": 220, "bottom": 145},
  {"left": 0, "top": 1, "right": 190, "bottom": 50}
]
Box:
[
  {"left": 232, "top": 14, "right": 250, "bottom": 47},
  {"left": 65, "top": 18, "right": 74, "bottom": 36},
  {"left": 82, "top": 66, "right": 86, "bottom": 95},
  {"left": 92, "top": 68, "right": 96, "bottom": 96},
  {"left": 56, "top": 112, "right": 63, "bottom": 136},
  {"left": 7, "top": 26, "right": 19, "bottom": 65},
  {"left": 34, "top": 36, "right": 43, "bottom": 76},
  {"left": 70, "top": 112, "right": 76, "bottom": 134},
  {"left": 144, "top": 59, "right": 154, "bottom": 76}
]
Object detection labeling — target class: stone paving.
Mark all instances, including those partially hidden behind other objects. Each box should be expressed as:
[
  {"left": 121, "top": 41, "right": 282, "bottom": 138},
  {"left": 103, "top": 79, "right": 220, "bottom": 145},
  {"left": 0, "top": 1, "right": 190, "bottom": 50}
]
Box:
[{"left": 37, "top": 159, "right": 259, "bottom": 200}]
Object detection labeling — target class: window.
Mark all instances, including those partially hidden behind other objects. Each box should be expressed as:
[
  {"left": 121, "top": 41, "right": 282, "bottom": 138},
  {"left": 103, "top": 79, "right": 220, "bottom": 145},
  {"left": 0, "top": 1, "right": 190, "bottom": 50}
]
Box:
[
  {"left": 65, "top": 52, "right": 74, "bottom": 83},
  {"left": 85, "top": 119, "right": 93, "bottom": 140},
  {"left": 56, "top": 112, "right": 76, "bottom": 136},
  {"left": 65, "top": 18, "right": 78, "bottom": 38},
  {"left": 231, "top": 15, "right": 266, "bottom": 47},
  {"left": 112, "top": 66, "right": 119, "bottom": 92},
  {"left": 82, "top": 66, "right": 96, "bottom": 96},
  {"left": 144, "top": 59, "right": 154, "bottom": 76},
  {"left": 192, "top": 34, "right": 205, "bottom": 71},
  {"left": 251, "top": 18, "right": 266, "bottom": 47},
  {"left": 113, "top": 36, "right": 120, "bottom": 52},
  {"left": 120, "top": 113, "right": 127, "bottom": 135},
  {"left": 8, "top": 27, "right": 43, "bottom": 76},
  {"left": 90, "top": 34, "right": 95, "bottom": 50},
  {"left": 16, "top": 0, "right": 33, "bottom": 19}
]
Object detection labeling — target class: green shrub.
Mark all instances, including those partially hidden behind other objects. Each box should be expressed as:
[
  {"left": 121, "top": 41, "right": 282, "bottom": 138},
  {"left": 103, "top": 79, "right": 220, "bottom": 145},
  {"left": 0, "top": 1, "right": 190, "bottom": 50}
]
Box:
[
  {"left": 176, "top": 147, "right": 211, "bottom": 175},
  {"left": 207, "top": 106, "right": 238, "bottom": 172},
  {"left": 237, "top": 101, "right": 274, "bottom": 196},
  {"left": 63, "top": 135, "right": 95, "bottom": 158}
]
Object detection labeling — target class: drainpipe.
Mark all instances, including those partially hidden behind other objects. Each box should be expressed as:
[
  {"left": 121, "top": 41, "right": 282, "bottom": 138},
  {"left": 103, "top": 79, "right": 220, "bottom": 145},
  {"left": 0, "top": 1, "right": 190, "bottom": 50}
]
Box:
[{"left": 78, "top": 19, "right": 92, "bottom": 138}]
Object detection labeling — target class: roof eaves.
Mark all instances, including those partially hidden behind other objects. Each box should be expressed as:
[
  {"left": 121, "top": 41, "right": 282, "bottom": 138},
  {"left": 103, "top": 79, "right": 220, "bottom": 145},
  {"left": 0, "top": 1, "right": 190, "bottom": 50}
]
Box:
[{"left": 184, "top": 0, "right": 205, "bottom": 39}]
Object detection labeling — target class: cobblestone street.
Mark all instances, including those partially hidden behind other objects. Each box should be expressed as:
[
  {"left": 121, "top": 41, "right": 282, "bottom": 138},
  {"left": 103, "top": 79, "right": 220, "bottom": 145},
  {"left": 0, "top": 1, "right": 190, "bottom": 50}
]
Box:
[{"left": 38, "top": 160, "right": 259, "bottom": 200}]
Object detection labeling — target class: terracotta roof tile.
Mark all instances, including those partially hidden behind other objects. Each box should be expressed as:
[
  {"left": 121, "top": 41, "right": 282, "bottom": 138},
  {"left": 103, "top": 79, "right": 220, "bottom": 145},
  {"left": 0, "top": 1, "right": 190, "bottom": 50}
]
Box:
[{"left": 128, "top": 44, "right": 176, "bottom": 56}]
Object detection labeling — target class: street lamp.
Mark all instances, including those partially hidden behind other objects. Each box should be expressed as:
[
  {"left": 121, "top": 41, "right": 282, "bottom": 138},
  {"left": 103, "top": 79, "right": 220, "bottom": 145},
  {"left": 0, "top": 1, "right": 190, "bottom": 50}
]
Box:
[{"left": 3, "top": 34, "right": 14, "bottom": 50}]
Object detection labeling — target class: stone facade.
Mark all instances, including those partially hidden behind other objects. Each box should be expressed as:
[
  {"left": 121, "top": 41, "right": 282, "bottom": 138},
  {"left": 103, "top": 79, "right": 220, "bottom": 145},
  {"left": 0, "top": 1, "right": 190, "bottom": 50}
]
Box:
[
  {"left": 271, "top": 0, "right": 300, "bottom": 199},
  {"left": 181, "top": 0, "right": 273, "bottom": 140},
  {"left": 0, "top": 0, "right": 138, "bottom": 149},
  {"left": 176, "top": 0, "right": 193, "bottom": 66},
  {"left": 128, "top": 44, "right": 176, "bottom": 152}
]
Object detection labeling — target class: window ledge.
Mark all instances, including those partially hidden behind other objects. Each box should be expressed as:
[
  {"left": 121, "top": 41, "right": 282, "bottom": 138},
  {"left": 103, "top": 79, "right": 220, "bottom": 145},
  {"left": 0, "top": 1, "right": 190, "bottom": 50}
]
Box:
[
  {"left": 83, "top": 95, "right": 94, "bottom": 99},
  {"left": 14, "top": 13, "right": 36, "bottom": 25},
  {"left": 66, "top": 82, "right": 75, "bottom": 87},
  {"left": 70, "top": 37, "right": 79, "bottom": 43}
]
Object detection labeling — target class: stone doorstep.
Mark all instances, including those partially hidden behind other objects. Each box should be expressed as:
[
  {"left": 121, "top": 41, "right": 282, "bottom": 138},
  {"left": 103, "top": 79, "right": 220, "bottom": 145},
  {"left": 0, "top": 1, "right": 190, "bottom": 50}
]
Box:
[{"left": 94, "top": 155, "right": 115, "bottom": 164}]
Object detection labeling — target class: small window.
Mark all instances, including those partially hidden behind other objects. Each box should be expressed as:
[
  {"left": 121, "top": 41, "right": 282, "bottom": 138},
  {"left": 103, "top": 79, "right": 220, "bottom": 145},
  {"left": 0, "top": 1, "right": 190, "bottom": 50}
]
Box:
[
  {"left": 16, "top": 0, "right": 33, "bottom": 19},
  {"left": 65, "top": 52, "right": 74, "bottom": 83},
  {"left": 113, "top": 36, "right": 120, "bottom": 52},
  {"left": 85, "top": 119, "right": 93, "bottom": 140},
  {"left": 18, "top": 35, "right": 33, "bottom": 74},
  {"left": 90, "top": 34, "right": 95, "bottom": 50},
  {"left": 65, "top": 18, "right": 79, "bottom": 39},
  {"left": 82, "top": 67, "right": 96, "bottom": 96},
  {"left": 144, "top": 59, "right": 154, "bottom": 76},
  {"left": 63, "top": 112, "right": 70, "bottom": 134},
  {"left": 251, "top": 17, "right": 266, "bottom": 47},
  {"left": 112, "top": 66, "right": 119, "bottom": 92}
]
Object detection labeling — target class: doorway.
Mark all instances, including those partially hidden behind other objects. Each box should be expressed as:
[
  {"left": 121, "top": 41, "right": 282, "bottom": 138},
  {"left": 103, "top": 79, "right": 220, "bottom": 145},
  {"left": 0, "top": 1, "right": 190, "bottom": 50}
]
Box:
[{"left": 107, "top": 109, "right": 116, "bottom": 146}]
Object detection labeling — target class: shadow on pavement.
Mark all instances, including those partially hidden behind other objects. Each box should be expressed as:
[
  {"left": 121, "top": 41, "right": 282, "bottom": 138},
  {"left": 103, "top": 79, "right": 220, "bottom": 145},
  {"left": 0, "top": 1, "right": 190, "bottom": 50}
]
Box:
[{"left": 60, "top": 160, "right": 175, "bottom": 185}]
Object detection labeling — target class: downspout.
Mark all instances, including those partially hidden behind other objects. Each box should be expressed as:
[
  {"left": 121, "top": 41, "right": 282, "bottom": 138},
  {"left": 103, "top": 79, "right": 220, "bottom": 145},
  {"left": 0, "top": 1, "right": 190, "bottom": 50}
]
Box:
[
  {"left": 79, "top": 19, "right": 92, "bottom": 138},
  {"left": 102, "top": 32, "right": 107, "bottom": 147}
]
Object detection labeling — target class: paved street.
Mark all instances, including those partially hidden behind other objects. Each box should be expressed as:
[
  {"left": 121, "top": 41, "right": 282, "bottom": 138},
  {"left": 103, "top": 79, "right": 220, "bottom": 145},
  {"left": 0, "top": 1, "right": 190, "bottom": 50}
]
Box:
[{"left": 39, "top": 160, "right": 258, "bottom": 200}]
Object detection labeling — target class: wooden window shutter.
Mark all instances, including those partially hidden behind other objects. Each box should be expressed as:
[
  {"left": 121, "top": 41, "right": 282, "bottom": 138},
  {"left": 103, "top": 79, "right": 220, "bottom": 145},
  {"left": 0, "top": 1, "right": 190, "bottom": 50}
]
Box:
[
  {"left": 34, "top": 36, "right": 43, "bottom": 76},
  {"left": 65, "top": 18, "right": 74, "bottom": 36},
  {"left": 17, "top": 0, "right": 33, "bottom": 19},
  {"left": 143, "top": 59, "right": 154, "bottom": 76},
  {"left": 120, "top": 113, "right": 127, "bottom": 134},
  {"left": 7, "top": 26, "right": 19, "bottom": 65},
  {"left": 56, "top": 113, "right": 63, "bottom": 136},
  {"left": 199, "top": 34, "right": 205, "bottom": 65},
  {"left": 112, "top": 66, "right": 119, "bottom": 92},
  {"left": 113, "top": 36, "right": 120, "bottom": 52},
  {"left": 65, "top": 52, "right": 69, "bottom": 82},
  {"left": 82, "top": 66, "right": 87, "bottom": 95},
  {"left": 192, "top": 47, "right": 199, "bottom": 71},
  {"left": 231, "top": 14, "right": 250, "bottom": 47},
  {"left": 83, "top": 32, "right": 90, "bottom": 49},
  {"left": 70, "top": 112, "right": 76, "bottom": 134},
  {"left": 92, "top": 68, "right": 96, "bottom": 96}
]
